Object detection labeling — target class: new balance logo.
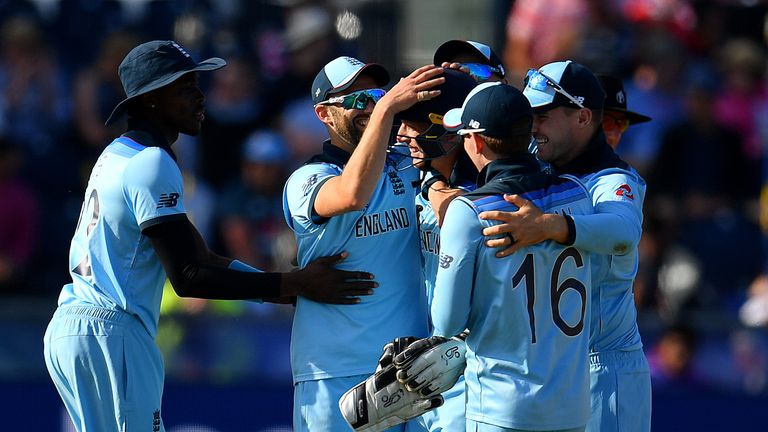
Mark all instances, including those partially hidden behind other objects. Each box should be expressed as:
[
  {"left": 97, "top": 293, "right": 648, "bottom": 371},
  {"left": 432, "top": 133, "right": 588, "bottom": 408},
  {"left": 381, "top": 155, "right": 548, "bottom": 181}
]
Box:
[
  {"left": 157, "top": 192, "right": 180, "bottom": 208},
  {"left": 152, "top": 409, "right": 161, "bottom": 431},
  {"left": 439, "top": 253, "right": 454, "bottom": 269}
]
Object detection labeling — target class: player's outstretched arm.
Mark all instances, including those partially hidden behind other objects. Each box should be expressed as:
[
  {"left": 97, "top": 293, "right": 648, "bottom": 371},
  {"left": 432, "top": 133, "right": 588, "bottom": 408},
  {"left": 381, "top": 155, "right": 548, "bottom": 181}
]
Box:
[
  {"left": 145, "top": 218, "right": 376, "bottom": 303},
  {"left": 478, "top": 193, "right": 571, "bottom": 257}
]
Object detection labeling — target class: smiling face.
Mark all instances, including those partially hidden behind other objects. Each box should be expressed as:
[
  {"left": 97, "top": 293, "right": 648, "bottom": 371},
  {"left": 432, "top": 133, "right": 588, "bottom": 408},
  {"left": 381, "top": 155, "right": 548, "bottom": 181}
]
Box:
[
  {"left": 397, "top": 120, "right": 430, "bottom": 169},
  {"left": 531, "top": 106, "right": 586, "bottom": 167},
  {"left": 325, "top": 75, "right": 378, "bottom": 146},
  {"left": 149, "top": 72, "right": 206, "bottom": 136}
]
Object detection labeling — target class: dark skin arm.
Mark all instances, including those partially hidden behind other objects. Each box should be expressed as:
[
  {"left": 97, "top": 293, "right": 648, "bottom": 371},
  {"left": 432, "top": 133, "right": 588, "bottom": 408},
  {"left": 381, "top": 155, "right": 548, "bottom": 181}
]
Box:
[{"left": 144, "top": 217, "right": 377, "bottom": 304}]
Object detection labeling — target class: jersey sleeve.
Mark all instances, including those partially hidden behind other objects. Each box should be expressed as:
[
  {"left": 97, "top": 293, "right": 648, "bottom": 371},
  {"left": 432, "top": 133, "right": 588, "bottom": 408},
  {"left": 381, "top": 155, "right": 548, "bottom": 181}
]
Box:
[
  {"left": 571, "top": 170, "right": 645, "bottom": 256},
  {"left": 282, "top": 163, "right": 340, "bottom": 232},
  {"left": 431, "top": 197, "right": 482, "bottom": 337},
  {"left": 123, "top": 147, "right": 187, "bottom": 231}
]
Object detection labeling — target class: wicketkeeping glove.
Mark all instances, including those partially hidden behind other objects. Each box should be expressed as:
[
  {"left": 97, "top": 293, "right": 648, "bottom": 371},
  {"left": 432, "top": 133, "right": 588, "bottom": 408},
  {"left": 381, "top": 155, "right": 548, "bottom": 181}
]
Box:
[
  {"left": 377, "top": 336, "right": 418, "bottom": 371},
  {"left": 393, "top": 332, "right": 468, "bottom": 397},
  {"left": 339, "top": 362, "right": 443, "bottom": 432}
]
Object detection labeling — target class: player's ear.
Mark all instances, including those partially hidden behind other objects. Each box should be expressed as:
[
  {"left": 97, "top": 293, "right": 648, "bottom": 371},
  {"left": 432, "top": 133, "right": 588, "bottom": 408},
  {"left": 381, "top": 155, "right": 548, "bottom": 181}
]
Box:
[
  {"left": 315, "top": 104, "right": 333, "bottom": 126},
  {"left": 577, "top": 108, "right": 593, "bottom": 129},
  {"left": 467, "top": 133, "right": 484, "bottom": 156}
]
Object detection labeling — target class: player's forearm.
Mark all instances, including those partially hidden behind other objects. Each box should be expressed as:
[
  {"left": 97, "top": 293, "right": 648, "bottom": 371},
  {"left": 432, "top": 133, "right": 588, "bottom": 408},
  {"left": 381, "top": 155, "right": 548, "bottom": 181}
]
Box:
[
  {"left": 168, "top": 261, "right": 282, "bottom": 300},
  {"left": 337, "top": 105, "right": 396, "bottom": 208},
  {"left": 571, "top": 211, "right": 640, "bottom": 255}
]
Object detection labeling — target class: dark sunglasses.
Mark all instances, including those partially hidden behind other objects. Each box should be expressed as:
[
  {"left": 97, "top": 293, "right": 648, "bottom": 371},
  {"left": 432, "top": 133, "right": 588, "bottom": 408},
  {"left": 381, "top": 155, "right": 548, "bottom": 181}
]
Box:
[
  {"left": 461, "top": 63, "right": 503, "bottom": 82},
  {"left": 318, "top": 88, "right": 386, "bottom": 110}
]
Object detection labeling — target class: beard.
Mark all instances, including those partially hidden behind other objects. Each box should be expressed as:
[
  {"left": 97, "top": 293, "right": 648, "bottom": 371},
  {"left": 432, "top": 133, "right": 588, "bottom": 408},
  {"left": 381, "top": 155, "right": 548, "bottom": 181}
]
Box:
[{"left": 329, "top": 108, "right": 365, "bottom": 146}]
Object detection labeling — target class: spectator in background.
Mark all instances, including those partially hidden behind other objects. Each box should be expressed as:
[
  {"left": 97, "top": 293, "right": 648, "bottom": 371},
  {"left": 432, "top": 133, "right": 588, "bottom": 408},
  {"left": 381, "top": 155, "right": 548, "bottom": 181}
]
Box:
[
  {"left": 198, "top": 56, "right": 263, "bottom": 188},
  {"left": 72, "top": 31, "right": 142, "bottom": 158},
  {"left": 504, "top": 0, "right": 589, "bottom": 85},
  {"left": 0, "top": 137, "right": 38, "bottom": 295},
  {"left": 648, "top": 324, "right": 703, "bottom": 391},
  {"left": 0, "top": 15, "right": 70, "bottom": 179},
  {"left": 217, "top": 130, "right": 290, "bottom": 271},
  {"left": 650, "top": 70, "right": 762, "bottom": 309},
  {"left": 273, "top": 5, "right": 339, "bottom": 164}
]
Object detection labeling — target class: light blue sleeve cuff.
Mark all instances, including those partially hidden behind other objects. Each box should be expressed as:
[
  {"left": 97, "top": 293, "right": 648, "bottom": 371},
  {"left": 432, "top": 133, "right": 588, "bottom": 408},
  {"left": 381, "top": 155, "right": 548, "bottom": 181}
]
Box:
[{"left": 228, "top": 260, "right": 265, "bottom": 303}]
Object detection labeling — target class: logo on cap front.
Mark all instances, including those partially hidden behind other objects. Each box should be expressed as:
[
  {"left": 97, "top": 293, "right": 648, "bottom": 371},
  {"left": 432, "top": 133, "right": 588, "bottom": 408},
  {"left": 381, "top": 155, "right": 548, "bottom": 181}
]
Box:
[
  {"left": 315, "top": 88, "right": 321, "bottom": 98},
  {"left": 616, "top": 91, "right": 625, "bottom": 104},
  {"left": 343, "top": 56, "right": 364, "bottom": 67}
]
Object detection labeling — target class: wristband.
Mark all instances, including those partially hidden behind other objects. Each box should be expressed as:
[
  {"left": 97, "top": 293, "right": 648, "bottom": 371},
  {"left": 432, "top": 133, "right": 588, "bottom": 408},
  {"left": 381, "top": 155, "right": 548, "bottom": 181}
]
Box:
[
  {"left": 228, "top": 260, "right": 264, "bottom": 303},
  {"left": 562, "top": 215, "right": 576, "bottom": 246}
]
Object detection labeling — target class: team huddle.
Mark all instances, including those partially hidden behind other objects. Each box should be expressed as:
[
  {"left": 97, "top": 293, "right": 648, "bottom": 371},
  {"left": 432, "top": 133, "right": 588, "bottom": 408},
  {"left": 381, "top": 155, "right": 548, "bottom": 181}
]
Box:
[{"left": 43, "top": 38, "right": 652, "bottom": 432}]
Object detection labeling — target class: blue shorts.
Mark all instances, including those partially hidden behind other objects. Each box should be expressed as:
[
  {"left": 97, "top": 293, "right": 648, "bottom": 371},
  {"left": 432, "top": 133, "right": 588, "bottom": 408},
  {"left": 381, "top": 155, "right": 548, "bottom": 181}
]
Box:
[
  {"left": 587, "top": 349, "right": 651, "bottom": 432},
  {"left": 43, "top": 306, "right": 165, "bottom": 432},
  {"left": 421, "top": 376, "right": 465, "bottom": 432},
  {"left": 467, "top": 419, "right": 585, "bottom": 432},
  {"left": 293, "top": 374, "right": 427, "bottom": 432}
]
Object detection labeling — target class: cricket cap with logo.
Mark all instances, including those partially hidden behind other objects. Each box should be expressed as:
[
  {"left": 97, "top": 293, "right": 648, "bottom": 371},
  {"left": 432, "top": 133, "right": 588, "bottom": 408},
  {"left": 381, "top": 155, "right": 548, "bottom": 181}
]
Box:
[
  {"left": 105, "top": 40, "right": 226, "bottom": 125},
  {"left": 443, "top": 82, "right": 532, "bottom": 139},
  {"left": 523, "top": 60, "right": 605, "bottom": 113},
  {"left": 397, "top": 68, "right": 477, "bottom": 126},
  {"left": 433, "top": 40, "right": 505, "bottom": 78},
  {"left": 597, "top": 74, "right": 652, "bottom": 124},
  {"left": 311, "top": 56, "right": 390, "bottom": 105}
]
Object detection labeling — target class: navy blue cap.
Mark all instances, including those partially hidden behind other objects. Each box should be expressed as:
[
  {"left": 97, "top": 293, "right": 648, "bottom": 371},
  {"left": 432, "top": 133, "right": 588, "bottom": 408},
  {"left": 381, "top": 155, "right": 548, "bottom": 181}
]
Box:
[
  {"left": 523, "top": 60, "right": 605, "bottom": 112},
  {"left": 443, "top": 82, "right": 532, "bottom": 139},
  {"left": 105, "top": 40, "right": 226, "bottom": 125},
  {"left": 311, "top": 56, "right": 390, "bottom": 105},
  {"left": 597, "top": 74, "right": 652, "bottom": 124},
  {"left": 397, "top": 68, "right": 477, "bottom": 126},
  {"left": 433, "top": 40, "right": 505, "bottom": 78}
]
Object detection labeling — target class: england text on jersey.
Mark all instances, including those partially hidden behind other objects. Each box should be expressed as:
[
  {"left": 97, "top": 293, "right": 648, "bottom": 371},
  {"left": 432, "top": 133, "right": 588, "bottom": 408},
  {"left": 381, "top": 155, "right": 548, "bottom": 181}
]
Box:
[{"left": 354, "top": 207, "right": 410, "bottom": 237}]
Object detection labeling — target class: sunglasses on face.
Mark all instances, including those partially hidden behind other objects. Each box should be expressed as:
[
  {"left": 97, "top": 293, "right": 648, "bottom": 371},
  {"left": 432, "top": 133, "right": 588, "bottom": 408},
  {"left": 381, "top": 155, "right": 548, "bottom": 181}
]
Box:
[
  {"left": 460, "top": 63, "right": 503, "bottom": 82},
  {"left": 603, "top": 114, "right": 630, "bottom": 133},
  {"left": 524, "top": 69, "right": 585, "bottom": 109},
  {"left": 318, "top": 88, "right": 386, "bottom": 110}
]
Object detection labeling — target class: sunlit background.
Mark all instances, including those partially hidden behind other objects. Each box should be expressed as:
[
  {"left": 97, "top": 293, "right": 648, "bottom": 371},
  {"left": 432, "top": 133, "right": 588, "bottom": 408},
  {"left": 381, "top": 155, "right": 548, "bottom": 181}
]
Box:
[{"left": 1, "top": 0, "right": 767, "bottom": 430}]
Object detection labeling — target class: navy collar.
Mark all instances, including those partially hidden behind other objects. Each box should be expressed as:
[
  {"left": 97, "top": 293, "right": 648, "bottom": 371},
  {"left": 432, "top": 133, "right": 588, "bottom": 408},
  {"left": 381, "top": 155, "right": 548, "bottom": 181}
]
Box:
[
  {"left": 122, "top": 119, "right": 177, "bottom": 161},
  {"left": 555, "top": 129, "right": 627, "bottom": 175},
  {"left": 306, "top": 140, "right": 352, "bottom": 167},
  {"left": 477, "top": 153, "right": 541, "bottom": 187}
]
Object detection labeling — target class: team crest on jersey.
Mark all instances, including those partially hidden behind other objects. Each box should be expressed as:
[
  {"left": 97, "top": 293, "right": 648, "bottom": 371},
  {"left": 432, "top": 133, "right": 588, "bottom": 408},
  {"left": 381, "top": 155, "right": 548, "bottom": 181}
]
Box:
[
  {"left": 157, "top": 192, "right": 180, "bottom": 208},
  {"left": 615, "top": 184, "right": 634, "bottom": 200},
  {"left": 388, "top": 171, "right": 405, "bottom": 195},
  {"left": 439, "top": 253, "right": 454, "bottom": 269}
]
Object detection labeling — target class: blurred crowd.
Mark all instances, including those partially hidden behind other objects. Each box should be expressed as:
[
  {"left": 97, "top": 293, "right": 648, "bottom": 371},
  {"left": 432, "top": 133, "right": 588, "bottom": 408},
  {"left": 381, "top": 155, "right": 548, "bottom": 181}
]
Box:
[{"left": 0, "top": 0, "right": 767, "bottom": 396}]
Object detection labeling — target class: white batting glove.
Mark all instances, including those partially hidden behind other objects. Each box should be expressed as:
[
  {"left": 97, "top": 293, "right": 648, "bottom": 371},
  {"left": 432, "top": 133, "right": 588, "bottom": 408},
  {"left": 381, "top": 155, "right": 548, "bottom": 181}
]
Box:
[{"left": 392, "top": 332, "right": 468, "bottom": 397}]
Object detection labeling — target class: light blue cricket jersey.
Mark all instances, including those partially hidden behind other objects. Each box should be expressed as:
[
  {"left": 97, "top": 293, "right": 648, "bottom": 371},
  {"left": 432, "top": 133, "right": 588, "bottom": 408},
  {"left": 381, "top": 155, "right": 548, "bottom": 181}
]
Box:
[
  {"left": 553, "top": 133, "right": 646, "bottom": 353},
  {"left": 283, "top": 142, "right": 427, "bottom": 384},
  {"left": 574, "top": 167, "right": 646, "bottom": 352},
  {"left": 432, "top": 156, "right": 594, "bottom": 430},
  {"left": 416, "top": 170, "right": 476, "bottom": 321},
  {"left": 58, "top": 135, "right": 186, "bottom": 338}
]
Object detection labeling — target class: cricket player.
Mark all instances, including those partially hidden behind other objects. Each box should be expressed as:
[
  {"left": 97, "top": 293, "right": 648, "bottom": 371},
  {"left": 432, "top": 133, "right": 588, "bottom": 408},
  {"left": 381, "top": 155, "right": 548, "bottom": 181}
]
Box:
[
  {"left": 433, "top": 81, "right": 595, "bottom": 431},
  {"left": 597, "top": 74, "right": 652, "bottom": 149},
  {"left": 481, "top": 61, "right": 652, "bottom": 432},
  {"left": 43, "top": 40, "right": 376, "bottom": 432},
  {"left": 394, "top": 68, "right": 477, "bottom": 431},
  {"left": 282, "top": 57, "right": 445, "bottom": 431}
]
